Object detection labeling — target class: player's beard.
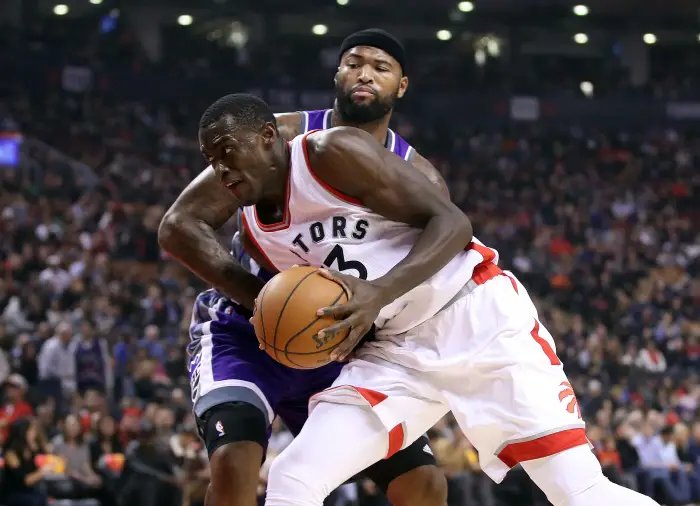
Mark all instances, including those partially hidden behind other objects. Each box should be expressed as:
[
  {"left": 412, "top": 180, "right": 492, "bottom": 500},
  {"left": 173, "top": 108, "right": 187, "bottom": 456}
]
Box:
[{"left": 335, "top": 81, "right": 398, "bottom": 124}]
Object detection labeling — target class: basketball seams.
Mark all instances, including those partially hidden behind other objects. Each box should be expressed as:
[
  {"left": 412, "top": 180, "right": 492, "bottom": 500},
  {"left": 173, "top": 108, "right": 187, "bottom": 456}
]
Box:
[
  {"left": 282, "top": 288, "right": 347, "bottom": 367},
  {"left": 271, "top": 269, "right": 318, "bottom": 362}
]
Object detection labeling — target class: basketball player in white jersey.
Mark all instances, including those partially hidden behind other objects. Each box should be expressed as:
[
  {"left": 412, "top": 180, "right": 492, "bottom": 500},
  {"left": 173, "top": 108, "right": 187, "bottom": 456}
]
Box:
[{"left": 197, "top": 93, "right": 659, "bottom": 506}]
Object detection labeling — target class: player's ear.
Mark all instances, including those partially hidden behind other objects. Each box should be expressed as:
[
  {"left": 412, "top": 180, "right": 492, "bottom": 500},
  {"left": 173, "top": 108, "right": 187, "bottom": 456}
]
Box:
[
  {"left": 261, "top": 122, "right": 277, "bottom": 146},
  {"left": 397, "top": 75, "right": 409, "bottom": 99}
]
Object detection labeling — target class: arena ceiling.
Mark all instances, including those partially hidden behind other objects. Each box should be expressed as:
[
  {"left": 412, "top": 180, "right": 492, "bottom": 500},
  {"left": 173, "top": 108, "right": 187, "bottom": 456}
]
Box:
[
  {"left": 119, "top": 0, "right": 698, "bottom": 18},
  {"left": 117, "top": 0, "right": 700, "bottom": 31}
]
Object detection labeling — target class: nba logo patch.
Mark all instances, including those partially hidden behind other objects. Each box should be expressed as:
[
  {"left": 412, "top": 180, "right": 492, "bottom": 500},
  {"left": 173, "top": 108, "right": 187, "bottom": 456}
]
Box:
[
  {"left": 215, "top": 420, "right": 225, "bottom": 437},
  {"left": 224, "top": 306, "right": 233, "bottom": 315}
]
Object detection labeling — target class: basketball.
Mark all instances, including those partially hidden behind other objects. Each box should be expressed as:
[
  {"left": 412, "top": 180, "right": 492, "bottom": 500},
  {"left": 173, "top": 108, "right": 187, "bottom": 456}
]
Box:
[{"left": 251, "top": 266, "right": 349, "bottom": 369}]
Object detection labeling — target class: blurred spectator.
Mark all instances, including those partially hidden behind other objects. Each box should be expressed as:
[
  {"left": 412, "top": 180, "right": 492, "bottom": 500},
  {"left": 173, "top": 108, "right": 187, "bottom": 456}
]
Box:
[
  {"left": 636, "top": 341, "right": 668, "bottom": 374},
  {"left": 633, "top": 423, "right": 691, "bottom": 503},
  {"left": 1, "top": 417, "right": 49, "bottom": 506},
  {"left": 50, "top": 413, "right": 102, "bottom": 501},
  {"left": 90, "top": 415, "right": 124, "bottom": 506},
  {"left": 36, "top": 320, "right": 77, "bottom": 407},
  {"left": 139, "top": 324, "right": 166, "bottom": 362},
  {"left": 429, "top": 424, "right": 496, "bottom": 506},
  {"left": 118, "top": 421, "right": 182, "bottom": 506},
  {"left": 674, "top": 423, "right": 700, "bottom": 500},
  {"left": 38, "top": 255, "right": 71, "bottom": 295},
  {"left": 0, "top": 334, "right": 10, "bottom": 385},
  {"left": 614, "top": 423, "right": 642, "bottom": 490},
  {"left": 71, "top": 319, "right": 113, "bottom": 398},
  {"left": 0, "top": 374, "right": 33, "bottom": 443},
  {"left": 90, "top": 415, "right": 123, "bottom": 467},
  {"left": 597, "top": 436, "right": 623, "bottom": 481},
  {"left": 169, "top": 421, "right": 208, "bottom": 506}
]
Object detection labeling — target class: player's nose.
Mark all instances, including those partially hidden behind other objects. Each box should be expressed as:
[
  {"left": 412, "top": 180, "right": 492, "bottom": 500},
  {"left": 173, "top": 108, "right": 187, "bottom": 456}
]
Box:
[
  {"left": 357, "top": 65, "right": 374, "bottom": 83},
  {"left": 215, "top": 161, "right": 232, "bottom": 180}
]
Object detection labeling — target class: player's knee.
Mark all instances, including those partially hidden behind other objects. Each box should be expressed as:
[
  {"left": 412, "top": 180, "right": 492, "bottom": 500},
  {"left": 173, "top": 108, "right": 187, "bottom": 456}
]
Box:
[
  {"left": 386, "top": 465, "right": 448, "bottom": 506},
  {"left": 266, "top": 446, "right": 328, "bottom": 506}
]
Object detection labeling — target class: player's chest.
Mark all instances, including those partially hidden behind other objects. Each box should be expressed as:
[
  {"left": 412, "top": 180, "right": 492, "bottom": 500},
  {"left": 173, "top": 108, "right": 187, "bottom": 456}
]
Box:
[{"left": 248, "top": 212, "right": 377, "bottom": 278}]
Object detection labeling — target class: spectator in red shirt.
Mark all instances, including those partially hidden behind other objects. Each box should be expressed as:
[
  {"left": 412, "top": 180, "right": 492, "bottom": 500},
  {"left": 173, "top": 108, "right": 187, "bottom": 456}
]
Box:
[{"left": 0, "top": 374, "right": 34, "bottom": 443}]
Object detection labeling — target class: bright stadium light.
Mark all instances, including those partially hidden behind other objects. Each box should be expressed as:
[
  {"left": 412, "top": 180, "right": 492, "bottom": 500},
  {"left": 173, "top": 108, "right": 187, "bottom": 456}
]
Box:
[
  {"left": 574, "top": 33, "right": 589, "bottom": 44},
  {"left": 337, "top": 0, "right": 349, "bottom": 5},
  {"left": 573, "top": 4, "right": 589, "bottom": 16},
  {"left": 437, "top": 29, "right": 452, "bottom": 41},
  {"left": 312, "top": 24, "right": 328, "bottom": 35},
  {"left": 580, "top": 81, "right": 594, "bottom": 97},
  {"left": 177, "top": 14, "right": 193, "bottom": 26},
  {"left": 457, "top": 1, "right": 474, "bottom": 12},
  {"left": 90, "top": 0, "right": 103, "bottom": 4},
  {"left": 643, "top": 33, "right": 657, "bottom": 44},
  {"left": 53, "top": 4, "right": 69, "bottom": 15}
]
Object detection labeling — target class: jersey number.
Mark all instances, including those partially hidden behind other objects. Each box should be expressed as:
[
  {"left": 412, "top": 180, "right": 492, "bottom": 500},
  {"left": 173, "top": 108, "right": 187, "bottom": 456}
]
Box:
[{"left": 323, "top": 245, "right": 368, "bottom": 280}]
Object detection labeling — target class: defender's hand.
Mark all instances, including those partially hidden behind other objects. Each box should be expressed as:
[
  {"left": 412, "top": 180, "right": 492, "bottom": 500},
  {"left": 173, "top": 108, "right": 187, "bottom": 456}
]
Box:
[{"left": 315, "top": 269, "right": 389, "bottom": 362}]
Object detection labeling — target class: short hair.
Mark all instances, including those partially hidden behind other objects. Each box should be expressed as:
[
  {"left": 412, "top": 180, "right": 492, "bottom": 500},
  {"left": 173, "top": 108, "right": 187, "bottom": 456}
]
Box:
[{"left": 199, "top": 93, "right": 276, "bottom": 131}]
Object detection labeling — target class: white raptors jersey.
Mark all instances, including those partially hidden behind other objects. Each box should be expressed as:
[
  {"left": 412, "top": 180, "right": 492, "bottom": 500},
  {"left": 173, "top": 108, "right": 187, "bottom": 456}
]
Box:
[{"left": 241, "top": 131, "right": 499, "bottom": 334}]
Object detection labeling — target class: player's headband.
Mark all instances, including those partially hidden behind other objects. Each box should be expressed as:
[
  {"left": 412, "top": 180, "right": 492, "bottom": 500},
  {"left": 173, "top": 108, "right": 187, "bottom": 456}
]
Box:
[{"left": 338, "top": 28, "right": 407, "bottom": 73}]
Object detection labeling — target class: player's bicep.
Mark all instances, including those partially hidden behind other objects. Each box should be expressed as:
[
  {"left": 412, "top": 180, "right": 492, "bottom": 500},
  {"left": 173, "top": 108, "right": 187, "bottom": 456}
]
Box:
[
  {"left": 311, "top": 129, "right": 460, "bottom": 229},
  {"left": 164, "top": 165, "right": 239, "bottom": 231}
]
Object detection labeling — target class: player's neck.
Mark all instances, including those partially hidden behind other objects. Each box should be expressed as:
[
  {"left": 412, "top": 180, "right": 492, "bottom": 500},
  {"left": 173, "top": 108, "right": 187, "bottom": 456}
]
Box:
[
  {"left": 261, "top": 141, "right": 291, "bottom": 205},
  {"left": 330, "top": 107, "right": 393, "bottom": 147}
]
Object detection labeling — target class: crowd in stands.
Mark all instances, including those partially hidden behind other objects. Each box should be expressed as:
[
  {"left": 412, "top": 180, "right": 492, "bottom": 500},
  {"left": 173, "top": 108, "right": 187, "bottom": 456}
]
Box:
[{"left": 1, "top": 11, "right": 699, "bottom": 506}]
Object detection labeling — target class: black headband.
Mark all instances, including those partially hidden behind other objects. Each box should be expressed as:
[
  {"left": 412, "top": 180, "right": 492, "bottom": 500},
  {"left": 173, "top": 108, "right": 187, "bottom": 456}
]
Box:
[{"left": 338, "top": 28, "right": 407, "bottom": 73}]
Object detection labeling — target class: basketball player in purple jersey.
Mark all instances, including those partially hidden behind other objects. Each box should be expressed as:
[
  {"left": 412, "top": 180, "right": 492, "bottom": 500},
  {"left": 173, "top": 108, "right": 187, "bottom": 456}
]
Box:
[{"left": 160, "top": 29, "right": 447, "bottom": 506}]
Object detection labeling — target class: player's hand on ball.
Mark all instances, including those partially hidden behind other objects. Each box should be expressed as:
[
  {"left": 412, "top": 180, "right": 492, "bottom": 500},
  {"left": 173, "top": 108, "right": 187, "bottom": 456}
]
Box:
[{"left": 315, "top": 269, "right": 388, "bottom": 362}]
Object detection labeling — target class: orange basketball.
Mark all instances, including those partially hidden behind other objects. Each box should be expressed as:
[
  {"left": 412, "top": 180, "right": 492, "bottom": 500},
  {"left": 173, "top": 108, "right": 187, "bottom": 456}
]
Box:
[{"left": 252, "top": 266, "right": 349, "bottom": 369}]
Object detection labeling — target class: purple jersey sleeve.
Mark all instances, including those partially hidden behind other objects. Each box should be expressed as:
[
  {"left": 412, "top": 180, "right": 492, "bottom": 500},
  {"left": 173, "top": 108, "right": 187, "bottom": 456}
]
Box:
[{"left": 299, "top": 109, "right": 415, "bottom": 161}]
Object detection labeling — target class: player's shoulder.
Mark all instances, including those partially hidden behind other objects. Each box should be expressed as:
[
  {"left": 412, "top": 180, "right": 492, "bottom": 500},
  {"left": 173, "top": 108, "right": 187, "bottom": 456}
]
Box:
[
  {"left": 275, "top": 112, "right": 303, "bottom": 141},
  {"left": 305, "top": 126, "right": 375, "bottom": 157}
]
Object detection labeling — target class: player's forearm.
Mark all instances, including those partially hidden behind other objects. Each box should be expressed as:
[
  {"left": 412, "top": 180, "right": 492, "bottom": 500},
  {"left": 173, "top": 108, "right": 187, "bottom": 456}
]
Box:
[
  {"left": 373, "top": 211, "right": 473, "bottom": 302},
  {"left": 158, "top": 212, "right": 264, "bottom": 309}
]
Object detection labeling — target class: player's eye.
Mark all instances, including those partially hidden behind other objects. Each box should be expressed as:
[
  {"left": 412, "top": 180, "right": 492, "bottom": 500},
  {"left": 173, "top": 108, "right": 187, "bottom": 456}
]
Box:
[{"left": 347, "top": 62, "right": 359, "bottom": 69}]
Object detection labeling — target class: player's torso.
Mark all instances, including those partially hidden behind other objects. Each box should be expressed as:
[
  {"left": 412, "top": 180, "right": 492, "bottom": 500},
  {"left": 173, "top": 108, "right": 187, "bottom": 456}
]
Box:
[{"left": 241, "top": 133, "right": 497, "bottom": 334}]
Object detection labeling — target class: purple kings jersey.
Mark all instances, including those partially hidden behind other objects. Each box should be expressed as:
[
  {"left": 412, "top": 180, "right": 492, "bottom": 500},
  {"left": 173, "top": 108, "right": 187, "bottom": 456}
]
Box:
[{"left": 299, "top": 109, "right": 416, "bottom": 162}]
